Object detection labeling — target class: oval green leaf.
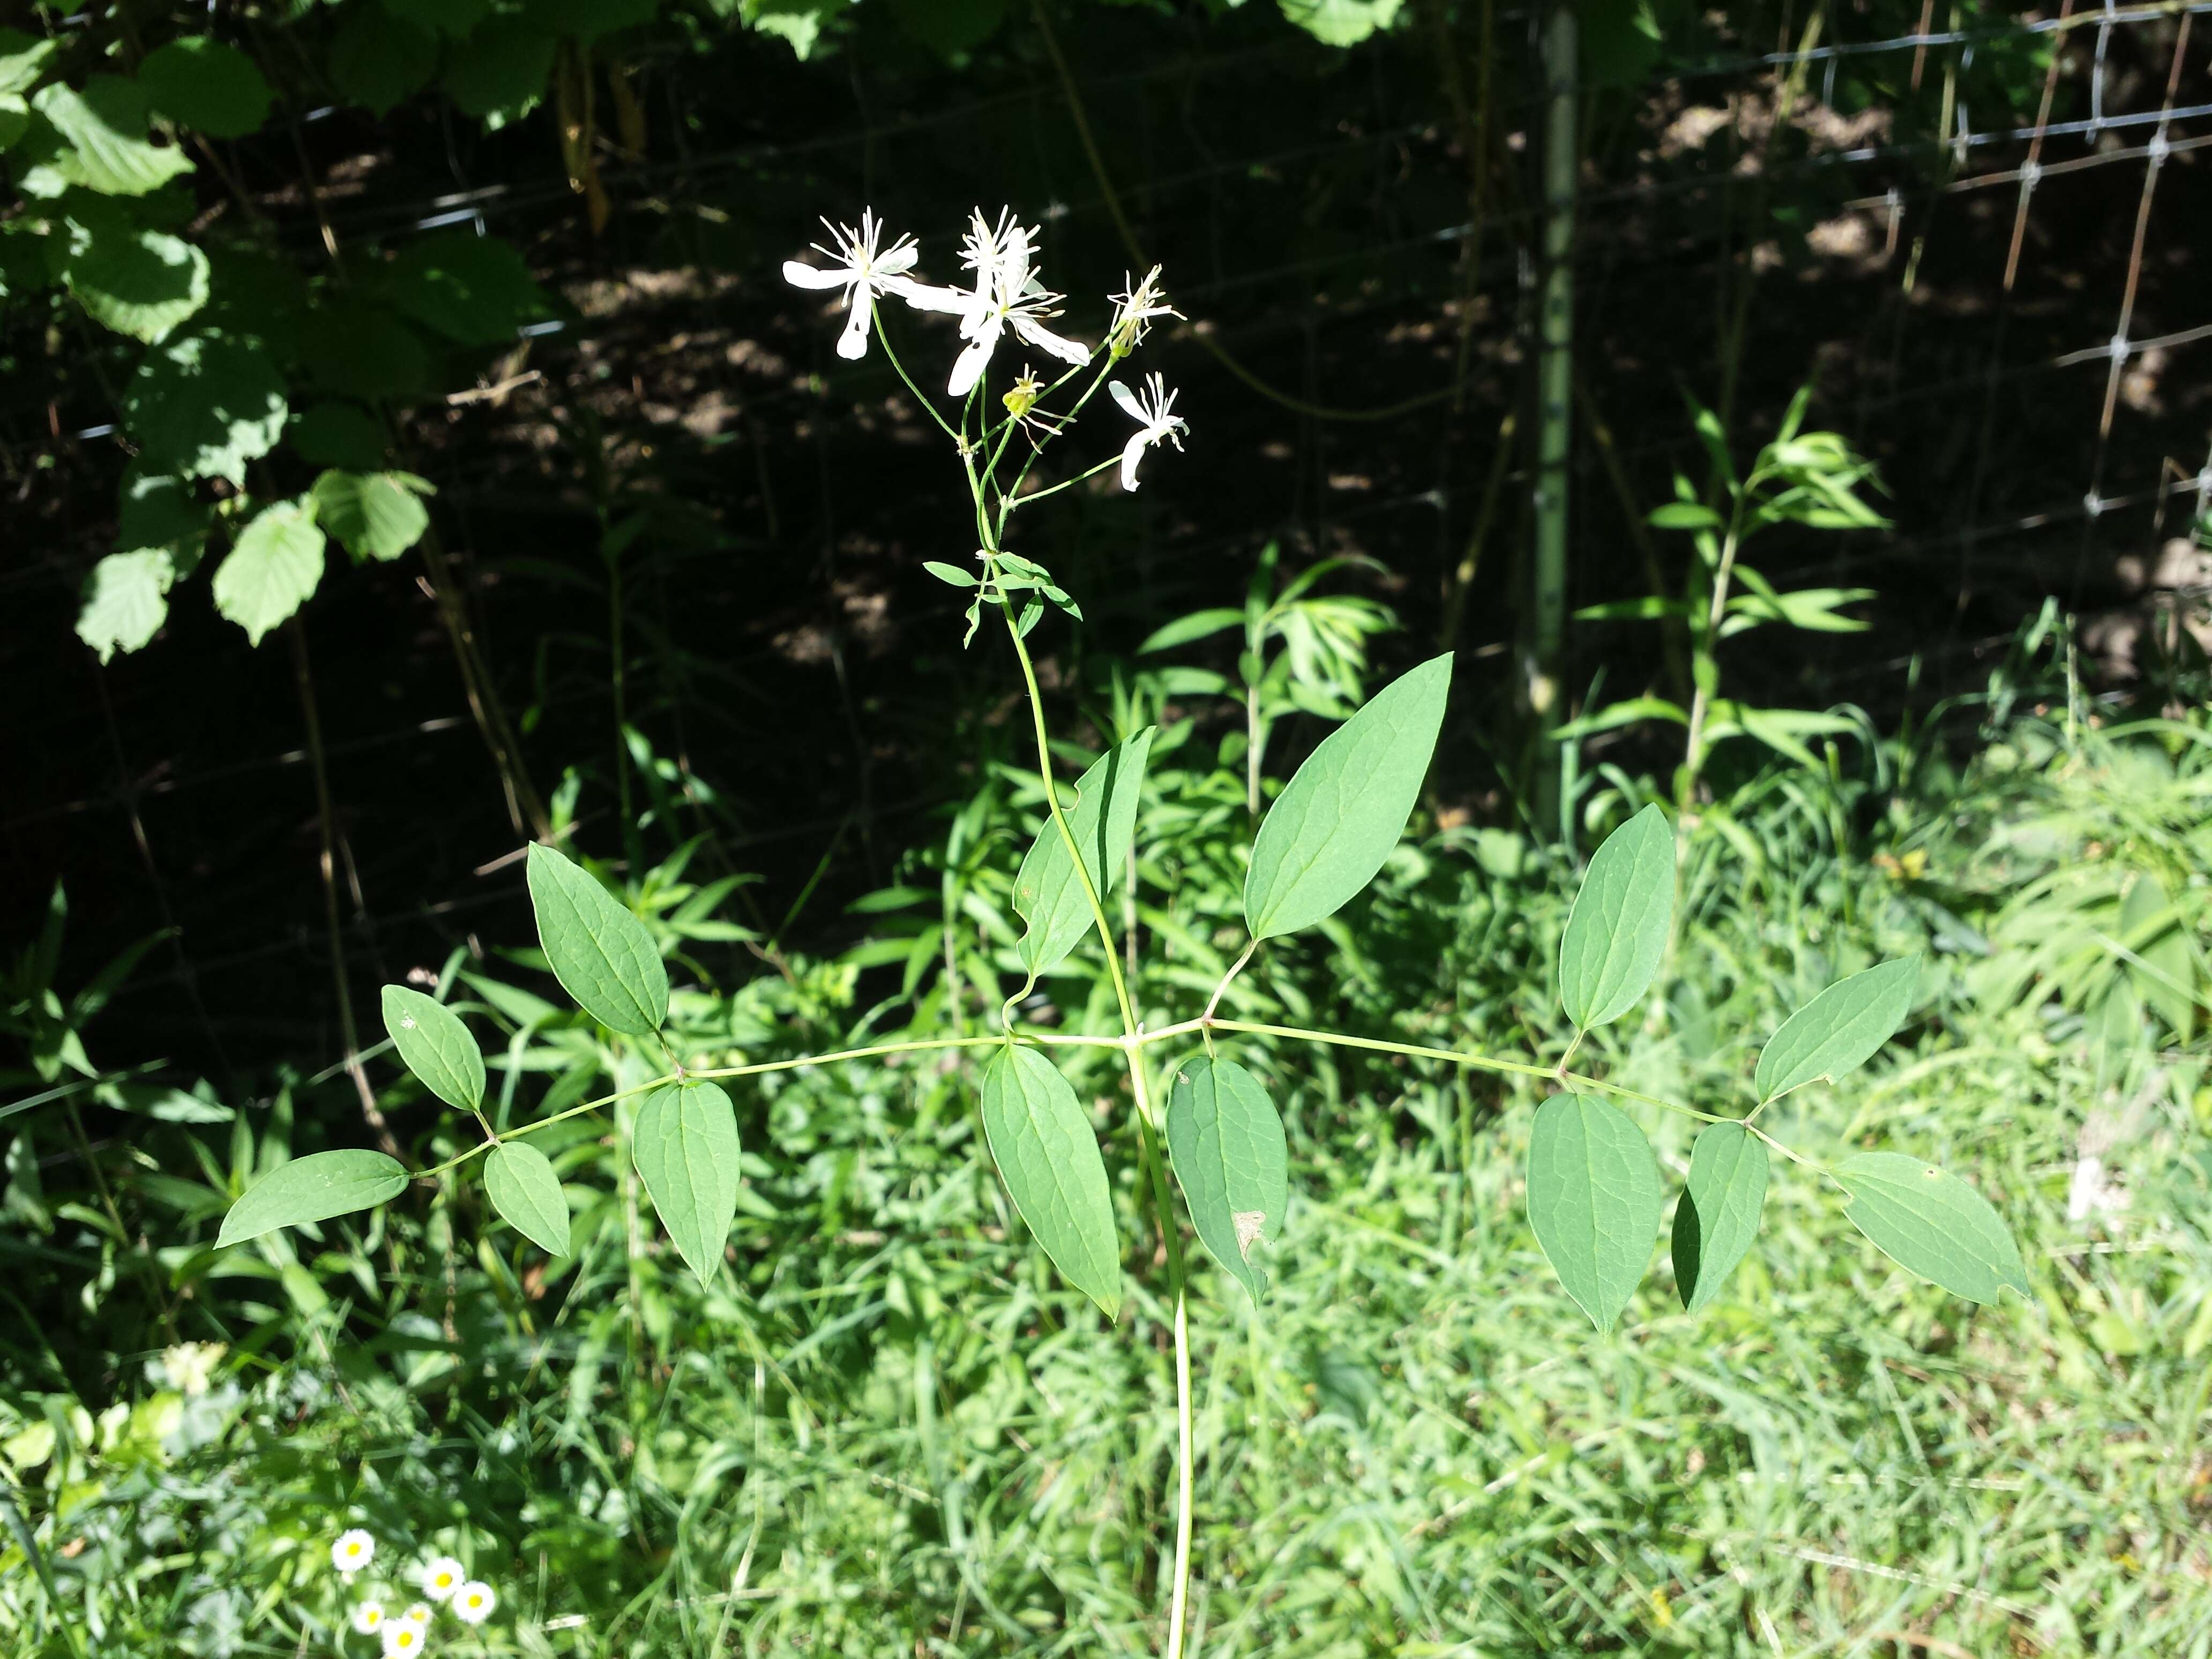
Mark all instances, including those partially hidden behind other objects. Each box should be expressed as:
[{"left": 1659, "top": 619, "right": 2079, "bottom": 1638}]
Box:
[
  {"left": 1557, "top": 803, "right": 1675, "bottom": 1030},
  {"left": 525, "top": 842, "right": 669, "bottom": 1036},
  {"left": 1013, "top": 729, "right": 1156, "bottom": 975},
  {"left": 1754, "top": 956, "right": 1917, "bottom": 1103},
  {"left": 1836, "top": 1151, "right": 2029, "bottom": 1306},
  {"left": 1526, "top": 1093, "right": 1664, "bottom": 1332},
  {"left": 379, "top": 984, "right": 484, "bottom": 1112},
  {"left": 632, "top": 1080, "right": 739, "bottom": 1286},
  {"left": 217, "top": 1149, "right": 408, "bottom": 1246},
  {"left": 1670, "top": 1122, "right": 1768, "bottom": 1314},
  {"left": 1166, "top": 1056, "right": 1289, "bottom": 1306},
  {"left": 1243, "top": 653, "right": 1453, "bottom": 940},
  {"left": 979, "top": 1045, "right": 1122, "bottom": 1319},
  {"left": 484, "top": 1141, "right": 570, "bottom": 1257}
]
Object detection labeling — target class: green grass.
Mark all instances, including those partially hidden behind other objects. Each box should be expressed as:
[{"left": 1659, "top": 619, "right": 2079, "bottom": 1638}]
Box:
[{"left": 5, "top": 703, "right": 2211, "bottom": 1658}]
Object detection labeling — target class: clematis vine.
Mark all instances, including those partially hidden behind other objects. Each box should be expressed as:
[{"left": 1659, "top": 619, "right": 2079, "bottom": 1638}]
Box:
[
  {"left": 780, "top": 209, "right": 927, "bottom": 361},
  {"left": 1109, "top": 373, "right": 1188, "bottom": 490},
  {"left": 900, "top": 208, "right": 1091, "bottom": 397}
]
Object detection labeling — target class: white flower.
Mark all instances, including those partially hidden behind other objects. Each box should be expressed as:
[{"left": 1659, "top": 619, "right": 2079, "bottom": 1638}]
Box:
[
  {"left": 352, "top": 1601, "right": 385, "bottom": 1635},
  {"left": 420, "top": 1557, "right": 465, "bottom": 1602},
  {"left": 332, "top": 1530, "right": 377, "bottom": 1575},
  {"left": 380, "top": 1618, "right": 427, "bottom": 1657},
  {"left": 159, "top": 1340, "right": 227, "bottom": 1397},
  {"left": 1107, "top": 266, "right": 1180, "bottom": 356},
  {"left": 400, "top": 1602, "right": 432, "bottom": 1627},
  {"left": 452, "top": 1581, "right": 497, "bottom": 1626},
  {"left": 781, "top": 209, "right": 925, "bottom": 362},
  {"left": 899, "top": 208, "right": 1090, "bottom": 398},
  {"left": 1108, "top": 373, "right": 1189, "bottom": 491}
]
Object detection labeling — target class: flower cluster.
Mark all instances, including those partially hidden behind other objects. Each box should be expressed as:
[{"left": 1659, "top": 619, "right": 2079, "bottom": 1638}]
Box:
[
  {"left": 330, "top": 1533, "right": 498, "bottom": 1656},
  {"left": 782, "top": 206, "right": 1190, "bottom": 492}
]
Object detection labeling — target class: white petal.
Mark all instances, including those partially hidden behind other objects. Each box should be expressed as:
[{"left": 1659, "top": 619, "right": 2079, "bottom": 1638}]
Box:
[
  {"left": 1120, "top": 433, "right": 1148, "bottom": 492},
  {"left": 947, "top": 334, "right": 996, "bottom": 398},
  {"left": 1011, "top": 315, "right": 1088, "bottom": 367},
  {"left": 1108, "top": 379, "right": 1144, "bottom": 423},
  {"left": 836, "top": 304, "right": 871, "bottom": 359},
  {"left": 782, "top": 260, "right": 850, "bottom": 290},
  {"left": 877, "top": 245, "right": 918, "bottom": 276},
  {"left": 886, "top": 278, "right": 970, "bottom": 315}
]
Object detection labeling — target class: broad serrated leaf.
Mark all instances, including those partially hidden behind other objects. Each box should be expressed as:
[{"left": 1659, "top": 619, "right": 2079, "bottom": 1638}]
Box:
[
  {"left": 1526, "top": 1093, "right": 1663, "bottom": 1332},
  {"left": 388, "top": 230, "right": 552, "bottom": 345},
  {"left": 484, "top": 1141, "right": 570, "bottom": 1257},
  {"left": 311, "top": 469, "right": 433, "bottom": 562},
  {"left": 379, "top": 985, "right": 484, "bottom": 1112},
  {"left": 124, "top": 333, "right": 288, "bottom": 484},
  {"left": 1671, "top": 1122, "right": 1768, "bottom": 1314},
  {"left": 218, "top": 1149, "right": 408, "bottom": 1246},
  {"left": 1557, "top": 803, "right": 1675, "bottom": 1030},
  {"left": 979, "top": 1045, "right": 1121, "bottom": 1317},
  {"left": 1244, "top": 652, "right": 1452, "bottom": 940},
  {"left": 444, "top": 17, "right": 558, "bottom": 119},
  {"left": 212, "top": 500, "right": 324, "bottom": 645},
  {"left": 58, "top": 214, "right": 208, "bottom": 342},
  {"left": 329, "top": 9, "right": 438, "bottom": 117},
  {"left": 1836, "top": 1152, "right": 2029, "bottom": 1305},
  {"left": 1165, "top": 1056, "right": 1288, "bottom": 1306},
  {"left": 1754, "top": 957, "right": 1917, "bottom": 1103},
  {"left": 525, "top": 843, "right": 669, "bottom": 1035},
  {"left": 290, "top": 402, "right": 389, "bottom": 470},
  {"left": 138, "top": 39, "right": 273, "bottom": 138},
  {"left": 0, "top": 29, "right": 58, "bottom": 99},
  {"left": 1277, "top": 0, "right": 1404, "bottom": 48},
  {"left": 77, "top": 549, "right": 176, "bottom": 662},
  {"left": 632, "top": 1080, "right": 739, "bottom": 1285},
  {"left": 1013, "top": 728, "right": 1155, "bottom": 975},
  {"left": 31, "top": 78, "right": 192, "bottom": 196},
  {"left": 299, "top": 300, "right": 430, "bottom": 400},
  {"left": 117, "top": 467, "right": 205, "bottom": 554}
]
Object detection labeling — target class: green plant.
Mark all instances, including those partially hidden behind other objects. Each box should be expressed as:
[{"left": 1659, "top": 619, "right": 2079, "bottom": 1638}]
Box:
[
  {"left": 1568, "top": 385, "right": 1889, "bottom": 814},
  {"left": 211, "top": 207, "right": 2026, "bottom": 1658}
]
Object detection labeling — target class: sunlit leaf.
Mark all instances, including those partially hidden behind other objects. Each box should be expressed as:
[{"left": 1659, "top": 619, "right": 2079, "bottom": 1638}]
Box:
[
  {"left": 1836, "top": 1152, "right": 2029, "bottom": 1305},
  {"left": 124, "top": 333, "right": 288, "bottom": 485},
  {"left": 1557, "top": 803, "right": 1675, "bottom": 1030},
  {"left": 484, "top": 1141, "right": 570, "bottom": 1257},
  {"left": 76, "top": 550, "right": 176, "bottom": 662},
  {"left": 1013, "top": 729, "right": 1155, "bottom": 975},
  {"left": 379, "top": 985, "right": 484, "bottom": 1113},
  {"left": 311, "top": 469, "right": 434, "bottom": 563},
  {"left": 218, "top": 1149, "right": 408, "bottom": 1246},
  {"left": 1244, "top": 652, "right": 1452, "bottom": 939},
  {"left": 211, "top": 500, "right": 324, "bottom": 646},
  {"left": 1526, "top": 1093, "right": 1663, "bottom": 1332},
  {"left": 29, "top": 78, "right": 192, "bottom": 196},
  {"left": 980, "top": 1045, "right": 1121, "bottom": 1318},
  {"left": 524, "top": 843, "right": 669, "bottom": 1036},
  {"left": 1754, "top": 957, "right": 1916, "bottom": 1103},
  {"left": 1671, "top": 1122, "right": 1767, "bottom": 1314},
  {"left": 1167, "top": 1056, "right": 1288, "bottom": 1306},
  {"left": 632, "top": 1080, "right": 740, "bottom": 1286}
]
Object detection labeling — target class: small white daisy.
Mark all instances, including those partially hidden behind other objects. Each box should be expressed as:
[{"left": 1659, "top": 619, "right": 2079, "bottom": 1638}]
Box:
[
  {"left": 332, "top": 1530, "right": 376, "bottom": 1575},
  {"left": 380, "top": 1618, "right": 427, "bottom": 1657},
  {"left": 400, "top": 1601, "right": 432, "bottom": 1627},
  {"left": 352, "top": 1601, "right": 385, "bottom": 1635},
  {"left": 420, "top": 1557, "right": 465, "bottom": 1602},
  {"left": 452, "top": 1581, "right": 497, "bottom": 1626}
]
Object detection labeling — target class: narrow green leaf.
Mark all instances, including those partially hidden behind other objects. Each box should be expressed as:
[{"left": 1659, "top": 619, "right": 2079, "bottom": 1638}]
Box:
[
  {"left": 1557, "top": 803, "right": 1675, "bottom": 1030},
  {"left": 1012, "top": 729, "right": 1156, "bottom": 975},
  {"left": 484, "top": 1142, "right": 570, "bottom": 1257},
  {"left": 1754, "top": 957, "right": 1917, "bottom": 1103},
  {"left": 379, "top": 985, "right": 484, "bottom": 1112},
  {"left": 525, "top": 843, "right": 669, "bottom": 1036},
  {"left": 1244, "top": 652, "right": 1453, "bottom": 940},
  {"left": 218, "top": 1149, "right": 408, "bottom": 1246},
  {"left": 1166, "top": 1056, "right": 1289, "bottom": 1306},
  {"left": 632, "top": 1080, "right": 740, "bottom": 1285},
  {"left": 1526, "top": 1094, "right": 1663, "bottom": 1332},
  {"left": 979, "top": 1045, "right": 1121, "bottom": 1318},
  {"left": 211, "top": 501, "right": 325, "bottom": 646},
  {"left": 1670, "top": 1123, "right": 1768, "bottom": 1314},
  {"left": 1836, "top": 1152, "right": 2029, "bottom": 1305},
  {"left": 2120, "top": 872, "right": 2194, "bottom": 1040}
]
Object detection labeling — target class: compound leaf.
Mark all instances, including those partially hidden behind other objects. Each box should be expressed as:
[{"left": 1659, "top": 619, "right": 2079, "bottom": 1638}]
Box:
[
  {"left": 1755, "top": 957, "right": 1917, "bottom": 1103},
  {"left": 484, "top": 1141, "right": 570, "bottom": 1257},
  {"left": 1165, "top": 1056, "right": 1288, "bottom": 1306},
  {"left": 1671, "top": 1122, "right": 1768, "bottom": 1314},
  {"left": 1244, "top": 652, "right": 1452, "bottom": 939},
  {"left": 632, "top": 1080, "right": 739, "bottom": 1285},
  {"left": 211, "top": 500, "right": 324, "bottom": 645},
  {"left": 980, "top": 1045, "right": 1121, "bottom": 1318},
  {"left": 218, "top": 1149, "right": 408, "bottom": 1246},
  {"left": 1527, "top": 1093, "right": 1663, "bottom": 1332},
  {"left": 379, "top": 984, "right": 484, "bottom": 1113},
  {"left": 524, "top": 843, "right": 669, "bottom": 1036},
  {"left": 1836, "top": 1152, "right": 2029, "bottom": 1305},
  {"left": 1558, "top": 803, "right": 1675, "bottom": 1030},
  {"left": 1013, "top": 728, "right": 1155, "bottom": 975}
]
